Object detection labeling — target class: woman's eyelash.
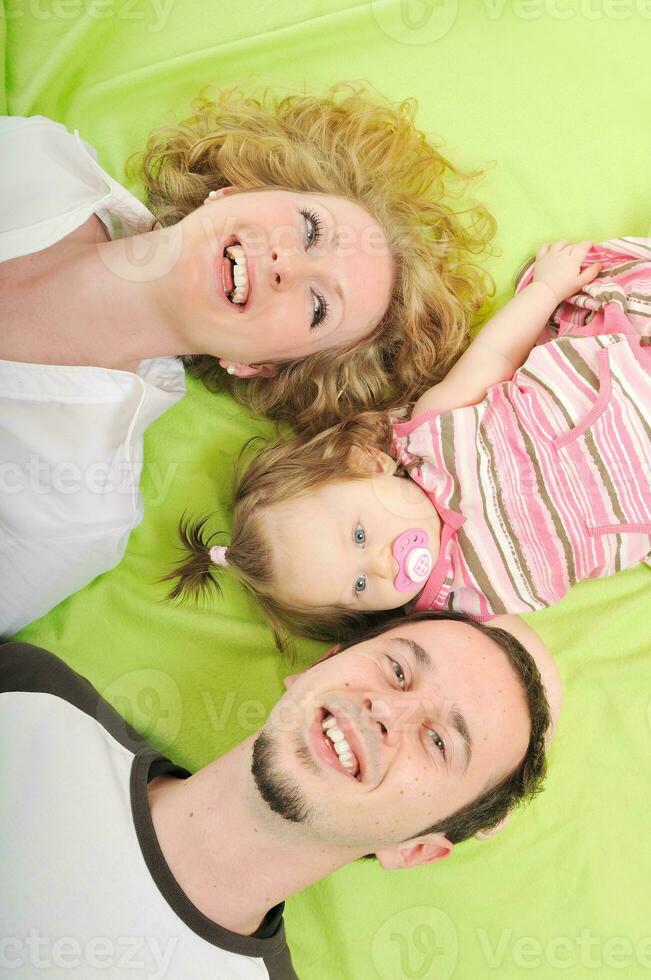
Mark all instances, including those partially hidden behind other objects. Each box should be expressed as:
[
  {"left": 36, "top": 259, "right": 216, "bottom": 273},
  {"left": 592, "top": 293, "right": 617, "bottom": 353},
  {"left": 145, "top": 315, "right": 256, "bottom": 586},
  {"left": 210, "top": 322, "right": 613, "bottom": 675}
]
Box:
[
  {"left": 301, "top": 208, "right": 323, "bottom": 248},
  {"left": 301, "top": 208, "right": 329, "bottom": 330},
  {"left": 311, "top": 293, "right": 329, "bottom": 330}
]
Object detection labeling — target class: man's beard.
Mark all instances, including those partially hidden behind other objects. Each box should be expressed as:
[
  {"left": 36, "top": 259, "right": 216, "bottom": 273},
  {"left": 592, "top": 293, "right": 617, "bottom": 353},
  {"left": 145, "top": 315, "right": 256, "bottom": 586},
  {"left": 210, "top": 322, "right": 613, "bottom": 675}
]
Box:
[{"left": 251, "top": 729, "right": 315, "bottom": 824}]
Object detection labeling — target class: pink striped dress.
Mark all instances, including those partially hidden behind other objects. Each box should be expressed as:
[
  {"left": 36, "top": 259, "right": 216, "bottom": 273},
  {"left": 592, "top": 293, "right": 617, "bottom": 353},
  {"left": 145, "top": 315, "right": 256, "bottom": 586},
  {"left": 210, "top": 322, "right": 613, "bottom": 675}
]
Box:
[
  {"left": 516, "top": 237, "right": 651, "bottom": 340},
  {"left": 391, "top": 334, "right": 651, "bottom": 620}
]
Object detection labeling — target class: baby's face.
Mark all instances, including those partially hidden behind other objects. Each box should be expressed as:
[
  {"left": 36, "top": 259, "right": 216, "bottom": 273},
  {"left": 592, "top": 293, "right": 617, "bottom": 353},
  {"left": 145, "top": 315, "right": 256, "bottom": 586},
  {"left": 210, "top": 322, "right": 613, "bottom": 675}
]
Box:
[{"left": 261, "top": 472, "right": 441, "bottom": 612}]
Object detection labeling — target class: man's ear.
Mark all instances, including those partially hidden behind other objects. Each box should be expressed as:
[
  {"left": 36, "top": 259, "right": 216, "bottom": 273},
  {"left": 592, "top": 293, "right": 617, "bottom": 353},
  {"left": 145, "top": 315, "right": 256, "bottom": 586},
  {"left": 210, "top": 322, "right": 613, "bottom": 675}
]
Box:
[
  {"left": 218, "top": 360, "right": 279, "bottom": 379},
  {"left": 474, "top": 815, "right": 511, "bottom": 841},
  {"left": 347, "top": 445, "right": 397, "bottom": 475},
  {"left": 312, "top": 644, "right": 341, "bottom": 666},
  {"left": 375, "top": 834, "right": 453, "bottom": 871},
  {"left": 283, "top": 644, "right": 341, "bottom": 688}
]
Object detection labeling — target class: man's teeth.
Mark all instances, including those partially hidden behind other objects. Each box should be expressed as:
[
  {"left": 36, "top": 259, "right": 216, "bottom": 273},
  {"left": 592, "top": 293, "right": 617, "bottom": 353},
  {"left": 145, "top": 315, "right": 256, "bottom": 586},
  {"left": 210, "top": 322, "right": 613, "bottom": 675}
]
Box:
[
  {"left": 224, "top": 245, "right": 249, "bottom": 304},
  {"left": 322, "top": 715, "right": 359, "bottom": 775}
]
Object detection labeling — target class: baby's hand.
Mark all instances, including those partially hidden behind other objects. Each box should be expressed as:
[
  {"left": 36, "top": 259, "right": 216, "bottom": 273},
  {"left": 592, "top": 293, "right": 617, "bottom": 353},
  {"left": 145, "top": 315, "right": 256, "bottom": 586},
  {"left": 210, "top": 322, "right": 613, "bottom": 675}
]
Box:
[{"left": 533, "top": 240, "right": 602, "bottom": 303}]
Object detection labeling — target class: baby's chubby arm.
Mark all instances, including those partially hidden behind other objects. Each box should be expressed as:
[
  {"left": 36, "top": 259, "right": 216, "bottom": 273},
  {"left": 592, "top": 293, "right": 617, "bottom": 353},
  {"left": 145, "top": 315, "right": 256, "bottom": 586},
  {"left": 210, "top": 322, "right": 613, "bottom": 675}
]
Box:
[{"left": 411, "top": 240, "right": 601, "bottom": 418}]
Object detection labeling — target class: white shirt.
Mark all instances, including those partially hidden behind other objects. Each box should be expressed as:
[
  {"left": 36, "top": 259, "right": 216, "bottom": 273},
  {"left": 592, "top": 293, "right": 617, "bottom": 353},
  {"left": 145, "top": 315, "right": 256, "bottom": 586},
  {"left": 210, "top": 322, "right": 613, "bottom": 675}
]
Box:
[
  {"left": 0, "top": 116, "right": 186, "bottom": 637},
  {"left": 0, "top": 642, "right": 297, "bottom": 979}
]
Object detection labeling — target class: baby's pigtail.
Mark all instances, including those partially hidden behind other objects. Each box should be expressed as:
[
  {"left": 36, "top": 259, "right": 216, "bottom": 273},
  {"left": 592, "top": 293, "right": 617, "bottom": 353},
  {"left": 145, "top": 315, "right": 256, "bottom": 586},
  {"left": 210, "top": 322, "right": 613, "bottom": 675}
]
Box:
[{"left": 164, "top": 514, "right": 226, "bottom": 602}]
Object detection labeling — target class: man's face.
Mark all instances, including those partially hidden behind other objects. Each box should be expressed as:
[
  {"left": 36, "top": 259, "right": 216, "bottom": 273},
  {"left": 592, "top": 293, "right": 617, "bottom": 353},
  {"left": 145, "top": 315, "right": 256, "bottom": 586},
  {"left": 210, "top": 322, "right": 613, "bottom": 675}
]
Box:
[{"left": 252, "top": 620, "right": 531, "bottom": 856}]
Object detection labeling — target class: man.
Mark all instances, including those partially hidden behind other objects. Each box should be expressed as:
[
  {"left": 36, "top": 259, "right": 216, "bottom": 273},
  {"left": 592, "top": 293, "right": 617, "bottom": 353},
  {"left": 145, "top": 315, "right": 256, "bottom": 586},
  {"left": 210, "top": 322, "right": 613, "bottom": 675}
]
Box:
[{"left": 0, "top": 611, "right": 560, "bottom": 979}]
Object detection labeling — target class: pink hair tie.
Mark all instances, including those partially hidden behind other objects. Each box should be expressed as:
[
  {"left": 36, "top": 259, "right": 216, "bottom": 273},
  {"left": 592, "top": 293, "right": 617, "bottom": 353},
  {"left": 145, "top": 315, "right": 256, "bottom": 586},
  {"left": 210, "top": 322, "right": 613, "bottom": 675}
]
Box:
[{"left": 209, "top": 545, "right": 229, "bottom": 567}]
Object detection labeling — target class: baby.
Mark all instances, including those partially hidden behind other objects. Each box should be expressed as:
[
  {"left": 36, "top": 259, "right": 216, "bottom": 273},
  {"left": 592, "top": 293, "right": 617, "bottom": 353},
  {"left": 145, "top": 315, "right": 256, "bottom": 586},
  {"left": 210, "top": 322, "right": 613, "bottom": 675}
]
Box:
[{"left": 169, "top": 241, "right": 651, "bottom": 640}]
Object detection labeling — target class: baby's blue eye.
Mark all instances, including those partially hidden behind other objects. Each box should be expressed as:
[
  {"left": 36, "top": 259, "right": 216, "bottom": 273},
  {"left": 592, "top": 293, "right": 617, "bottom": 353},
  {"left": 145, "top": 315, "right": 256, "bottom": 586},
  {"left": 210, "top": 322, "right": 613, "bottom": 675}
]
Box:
[
  {"left": 354, "top": 575, "right": 367, "bottom": 594},
  {"left": 354, "top": 525, "right": 366, "bottom": 545}
]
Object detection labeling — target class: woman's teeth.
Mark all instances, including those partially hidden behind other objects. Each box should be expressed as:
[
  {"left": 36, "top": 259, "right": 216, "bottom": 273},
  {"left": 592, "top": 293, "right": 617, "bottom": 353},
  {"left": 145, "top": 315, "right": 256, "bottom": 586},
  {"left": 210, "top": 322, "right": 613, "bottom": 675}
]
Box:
[
  {"left": 322, "top": 714, "right": 360, "bottom": 777},
  {"left": 224, "top": 245, "right": 249, "bottom": 305}
]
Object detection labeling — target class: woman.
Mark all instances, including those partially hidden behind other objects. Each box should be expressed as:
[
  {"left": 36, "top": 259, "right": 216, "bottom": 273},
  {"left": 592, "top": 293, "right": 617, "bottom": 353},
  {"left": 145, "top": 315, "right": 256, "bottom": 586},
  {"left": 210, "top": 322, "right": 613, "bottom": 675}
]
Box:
[{"left": 0, "top": 84, "right": 493, "bottom": 636}]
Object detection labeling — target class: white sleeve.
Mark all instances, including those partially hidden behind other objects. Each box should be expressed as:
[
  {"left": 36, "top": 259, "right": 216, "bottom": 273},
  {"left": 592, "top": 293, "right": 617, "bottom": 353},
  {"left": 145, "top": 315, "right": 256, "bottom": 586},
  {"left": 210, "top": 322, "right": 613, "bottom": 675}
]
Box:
[{"left": 0, "top": 114, "right": 111, "bottom": 261}]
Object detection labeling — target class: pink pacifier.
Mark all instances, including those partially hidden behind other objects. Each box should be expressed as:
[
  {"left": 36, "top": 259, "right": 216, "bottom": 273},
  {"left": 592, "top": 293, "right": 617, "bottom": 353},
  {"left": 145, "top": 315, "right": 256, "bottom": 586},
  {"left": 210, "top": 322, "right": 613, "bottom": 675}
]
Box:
[{"left": 392, "top": 528, "right": 432, "bottom": 593}]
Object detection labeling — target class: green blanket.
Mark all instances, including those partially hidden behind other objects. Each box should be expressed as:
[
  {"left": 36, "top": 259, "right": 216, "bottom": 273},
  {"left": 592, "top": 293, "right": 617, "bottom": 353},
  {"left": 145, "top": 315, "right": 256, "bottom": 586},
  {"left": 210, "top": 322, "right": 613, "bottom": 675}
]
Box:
[{"left": 4, "top": 3, "right": 651, "bottom": 977}]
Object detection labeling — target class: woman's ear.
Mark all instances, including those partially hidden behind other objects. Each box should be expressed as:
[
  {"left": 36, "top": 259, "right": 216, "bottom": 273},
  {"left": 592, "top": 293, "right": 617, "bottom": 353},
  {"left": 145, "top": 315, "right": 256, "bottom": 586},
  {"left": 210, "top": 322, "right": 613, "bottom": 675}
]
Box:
[
  {"left": 203, "top": 185, "right": 241, "bottom": 205},
  {"left": 347, "top": 445, "right": 397, "bottom": 475},
  {"left": 219, "top": 360, "right": 279, "bottom": 379}
]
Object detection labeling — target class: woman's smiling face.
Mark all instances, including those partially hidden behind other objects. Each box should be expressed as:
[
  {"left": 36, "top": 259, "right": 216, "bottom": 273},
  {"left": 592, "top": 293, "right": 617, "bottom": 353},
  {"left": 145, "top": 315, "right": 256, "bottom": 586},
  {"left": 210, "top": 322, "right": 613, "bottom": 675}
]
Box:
[{"left": 175, "top": 188, "right": 394, "bottom": 370}]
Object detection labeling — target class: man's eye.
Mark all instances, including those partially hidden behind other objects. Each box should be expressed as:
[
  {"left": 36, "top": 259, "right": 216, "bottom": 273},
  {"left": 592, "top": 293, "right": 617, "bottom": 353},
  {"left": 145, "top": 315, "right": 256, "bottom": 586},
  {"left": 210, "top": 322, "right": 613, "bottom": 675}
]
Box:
[
  {"left": 354, "top": 575, "right": 367, "bottom": 594},
  {"left": 301, "top": 207, "right": 323, "bottom": 248},
  {"left": 390, "top": 658, "right": 406, "bottom": 689},
  {"left": 428, "top": 729, "right": 446, "bottom": 756},
  {"left": 353, "top": 525, "right": 366, "bottom": 545}
]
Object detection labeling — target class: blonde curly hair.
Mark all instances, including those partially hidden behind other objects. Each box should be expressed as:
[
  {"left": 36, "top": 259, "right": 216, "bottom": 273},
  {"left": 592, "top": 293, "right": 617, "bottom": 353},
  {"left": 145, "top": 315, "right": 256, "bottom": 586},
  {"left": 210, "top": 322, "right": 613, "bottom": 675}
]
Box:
[{"left": 132, "top": 82, "right": 495, "bottom": 434}]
